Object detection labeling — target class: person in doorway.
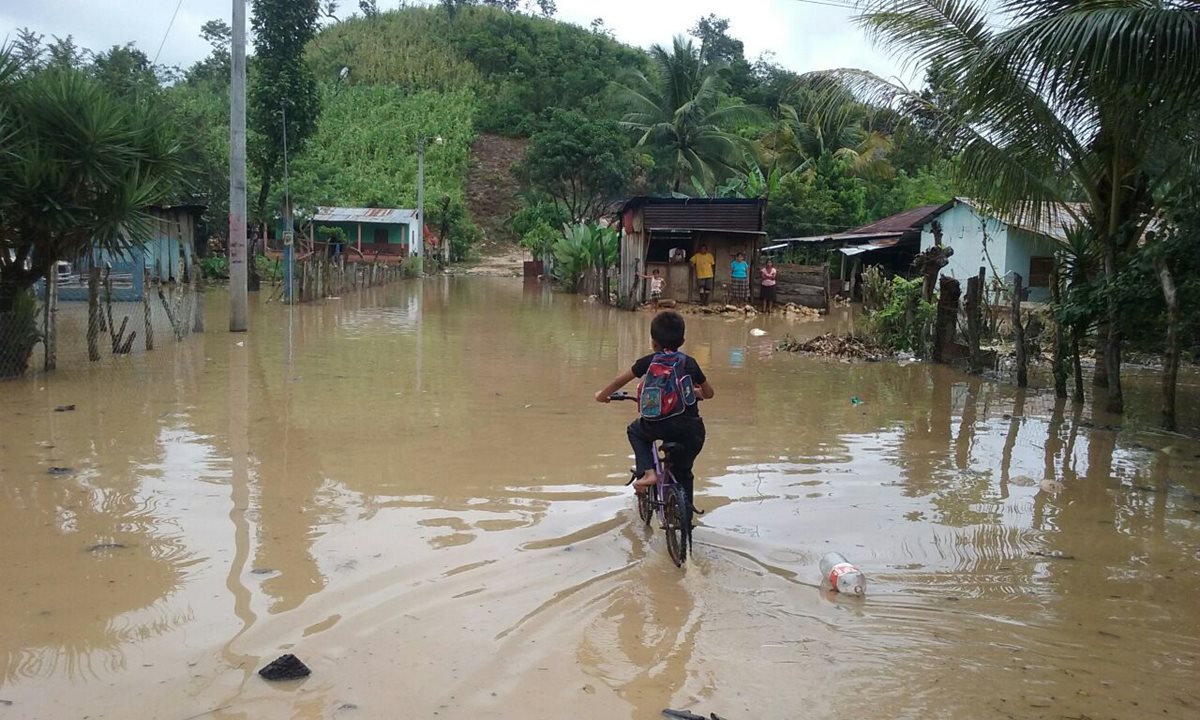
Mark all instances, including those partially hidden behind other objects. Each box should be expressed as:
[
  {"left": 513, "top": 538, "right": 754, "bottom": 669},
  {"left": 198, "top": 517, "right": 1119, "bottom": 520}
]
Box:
[
  {"left": 759, "top": 258, "right": 778, "bottom": 313},
  {"left": 690, "top": 244, "right": 715, "bottom": 305},
  {"left": 594, "top": 311, "right": 714, "bottom": 510},
  {"left": 638, "top": 268, "right": 666, "bottom": 308},
  {"left": 730, "top": 252, "right": 750, "bottom": 304}
]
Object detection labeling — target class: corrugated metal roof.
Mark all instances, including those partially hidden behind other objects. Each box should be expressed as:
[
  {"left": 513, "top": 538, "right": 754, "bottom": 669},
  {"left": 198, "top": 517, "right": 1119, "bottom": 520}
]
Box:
[
  {"left": 312, "top": 206, "right": 417, "bottom": 224},
  {"left": 955, "top": 198, "right": 1085, "bottom": 242}
]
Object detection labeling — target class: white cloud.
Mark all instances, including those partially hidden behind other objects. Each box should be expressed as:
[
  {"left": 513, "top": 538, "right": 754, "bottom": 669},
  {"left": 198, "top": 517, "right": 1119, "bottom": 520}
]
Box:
[{"left": 0, "top": 0, "right": 912, "bottom": 80}]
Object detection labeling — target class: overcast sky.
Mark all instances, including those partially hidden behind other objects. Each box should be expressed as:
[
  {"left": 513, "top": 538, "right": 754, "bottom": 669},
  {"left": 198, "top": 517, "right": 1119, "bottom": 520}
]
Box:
[{"left": 0, "top": 0, "right": 913, "bottom": 83}]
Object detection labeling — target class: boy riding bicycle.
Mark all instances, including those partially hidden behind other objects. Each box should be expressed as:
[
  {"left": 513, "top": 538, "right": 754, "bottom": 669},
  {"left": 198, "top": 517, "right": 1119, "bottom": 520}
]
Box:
[{"left": 595, "top": 311, "right": 714, "bottom": 509}]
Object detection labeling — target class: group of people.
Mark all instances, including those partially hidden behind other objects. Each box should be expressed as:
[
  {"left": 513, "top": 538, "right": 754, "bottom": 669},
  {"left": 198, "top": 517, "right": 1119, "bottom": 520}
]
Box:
[{"left": 639, "top": 244, "right": 779, "bottom": 313}]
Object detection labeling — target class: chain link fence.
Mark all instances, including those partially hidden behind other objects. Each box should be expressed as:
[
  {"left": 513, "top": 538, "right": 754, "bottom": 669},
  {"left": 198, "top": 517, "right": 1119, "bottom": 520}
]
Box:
[{"left": 0, "top": 266, "right": 205, "bottom": 380}]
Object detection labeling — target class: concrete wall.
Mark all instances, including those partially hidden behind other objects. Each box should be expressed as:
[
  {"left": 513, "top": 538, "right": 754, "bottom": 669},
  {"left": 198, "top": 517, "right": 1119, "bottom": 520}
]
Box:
[
  {"left": 1005, "top": 227, "right": 1058, "bottom": 302},
  {"left": 920, "top": 201, "right": 1009, "bottom": 290}
]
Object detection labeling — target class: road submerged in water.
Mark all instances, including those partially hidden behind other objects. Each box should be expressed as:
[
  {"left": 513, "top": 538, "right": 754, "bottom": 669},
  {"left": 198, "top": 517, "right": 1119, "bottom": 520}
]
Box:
[{"left": 1, "top": 277, "right": 1198, "bottom": 720}]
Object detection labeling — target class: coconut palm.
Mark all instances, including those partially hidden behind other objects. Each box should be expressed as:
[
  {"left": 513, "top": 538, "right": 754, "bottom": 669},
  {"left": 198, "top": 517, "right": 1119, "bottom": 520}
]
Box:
[
  {"left": 0, "top": 55, "right": 185, "bottom": 376},
  {"left": 817, "top": 0, "right": 1200, "bottom": 413},
  {"left": 612, "top": 35, "right": 761, "bottom": 194}
]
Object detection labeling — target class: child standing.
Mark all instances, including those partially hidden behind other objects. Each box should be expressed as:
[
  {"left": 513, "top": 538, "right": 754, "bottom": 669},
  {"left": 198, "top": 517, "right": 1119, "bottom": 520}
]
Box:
[
  {"left": 638, "top": 268, "right": 666, "bottom": 308},
  {"left": 595, "top": 311, "right": 714, "bottom": 508}
]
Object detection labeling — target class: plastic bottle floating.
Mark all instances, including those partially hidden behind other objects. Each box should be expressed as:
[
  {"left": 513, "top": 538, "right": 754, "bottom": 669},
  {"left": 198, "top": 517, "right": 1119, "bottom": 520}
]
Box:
[{"left": 820, "top": 552, "right": 866, "bottom": 596}]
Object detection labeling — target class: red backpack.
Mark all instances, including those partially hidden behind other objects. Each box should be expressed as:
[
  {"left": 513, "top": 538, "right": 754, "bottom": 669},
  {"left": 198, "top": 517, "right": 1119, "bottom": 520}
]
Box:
[{"left": 637, "top": 351, "right": 697, "bottom": 420}]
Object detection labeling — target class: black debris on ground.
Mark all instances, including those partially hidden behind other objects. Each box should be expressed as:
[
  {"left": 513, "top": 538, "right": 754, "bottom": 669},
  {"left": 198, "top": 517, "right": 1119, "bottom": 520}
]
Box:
[
  {"left": 53, "top": 405, "right": 76, "bottom": 412},
  {"left": 46, "top": 467, "right": 74, "bottom": 476},
  {"left": 258, "top": 654, "right": 311, "bottom": 681}
]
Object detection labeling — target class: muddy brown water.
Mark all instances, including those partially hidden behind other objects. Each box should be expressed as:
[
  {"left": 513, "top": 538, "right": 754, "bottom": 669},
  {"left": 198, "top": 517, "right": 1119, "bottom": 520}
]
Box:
[{"left": 1, "top": 278, "right": 1198, "bottom": 720}]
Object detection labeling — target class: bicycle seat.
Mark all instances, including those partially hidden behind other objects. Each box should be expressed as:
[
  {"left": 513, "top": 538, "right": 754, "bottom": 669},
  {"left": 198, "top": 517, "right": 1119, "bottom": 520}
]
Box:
[{"left": 661, "top": 442, "right": 684, "bottom": 457}]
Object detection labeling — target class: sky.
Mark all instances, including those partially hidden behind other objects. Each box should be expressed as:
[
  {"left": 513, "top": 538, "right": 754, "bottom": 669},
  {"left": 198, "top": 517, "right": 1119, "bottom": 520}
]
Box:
[{"left": 0, "top": 0, "right": 914, "bottom": 83}]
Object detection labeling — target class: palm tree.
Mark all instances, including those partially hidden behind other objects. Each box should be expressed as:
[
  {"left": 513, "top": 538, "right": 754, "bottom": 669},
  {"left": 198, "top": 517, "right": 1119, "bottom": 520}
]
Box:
[
  {"left": 612, "top": 35, "right": 760, "bottom": 194},
  {"left": 0, "top": 54, "right": 185, "bottom": 376},
  {"left": 818, "top": 0, "right": 1200, "bottom": 414}
]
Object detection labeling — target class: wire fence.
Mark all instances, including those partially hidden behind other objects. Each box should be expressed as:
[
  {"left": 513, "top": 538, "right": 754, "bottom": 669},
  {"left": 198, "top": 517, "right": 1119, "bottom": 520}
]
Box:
[{"left": 0, "top": 267, "right": 204, "bottom": 379}]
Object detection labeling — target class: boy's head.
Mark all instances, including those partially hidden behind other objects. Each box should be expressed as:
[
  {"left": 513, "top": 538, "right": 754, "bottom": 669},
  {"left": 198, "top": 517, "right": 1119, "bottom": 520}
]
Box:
[
  {"left": 736, "top": 252, "right": 746, "bottom": 260},
  {"left": 652, "top": 268, "right": 661, "bottom": 276},
  {"left": 650, "top": 310, "right": 686, "bottom": 351},
  {"left": 699, "top": 244, "right": 709, "bottom": 253}
]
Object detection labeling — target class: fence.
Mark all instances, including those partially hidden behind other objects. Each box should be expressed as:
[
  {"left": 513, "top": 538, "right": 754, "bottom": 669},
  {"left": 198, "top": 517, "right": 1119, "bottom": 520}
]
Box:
[
  {"left": 265, "top": 254, "right": 421, "bottom": 304},
  {"left": 0, "top": 263, "right": 204, "bottom": 379}
]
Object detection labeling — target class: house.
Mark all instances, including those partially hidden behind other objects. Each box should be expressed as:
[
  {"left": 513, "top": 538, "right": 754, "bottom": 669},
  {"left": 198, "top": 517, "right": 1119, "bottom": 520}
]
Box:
[
  {"left": 771, "top": 198, "right": 1072, "bottom": 302},
  {"left": 310, "top": 206, "right": 421, "bottom": 261},
  {"left": 919, "top": 198, "right": 1073, "bottom": 302},
  {"left": 50, "top": 205, "right": 204, "bottom": 302},
  {"left": 618, "top": 197, "right": 766, "bottom": 304}
]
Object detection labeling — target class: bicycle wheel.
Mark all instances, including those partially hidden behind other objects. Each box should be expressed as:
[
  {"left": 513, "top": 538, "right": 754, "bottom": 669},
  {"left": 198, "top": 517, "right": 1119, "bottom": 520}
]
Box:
[
  {"left": 637, "top": 487, "right": 654, "bottom": 526},
  {"left": 663, "top": 483, "right": 690, "bottom": 567}
]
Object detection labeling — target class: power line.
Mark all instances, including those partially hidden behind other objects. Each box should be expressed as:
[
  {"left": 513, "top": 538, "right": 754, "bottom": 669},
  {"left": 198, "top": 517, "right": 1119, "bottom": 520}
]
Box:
[
  {"left": 152, "top": 0, "right": 186, "bottom": 65},
  {"left": 782, "top": 0, "right": 860, "bottom": 11}
]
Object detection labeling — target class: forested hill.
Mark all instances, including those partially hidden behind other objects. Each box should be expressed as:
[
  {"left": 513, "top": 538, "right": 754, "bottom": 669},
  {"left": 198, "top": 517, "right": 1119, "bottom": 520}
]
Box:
[{"left": 164, "top": 2, "right": 954, "bottom": 257}]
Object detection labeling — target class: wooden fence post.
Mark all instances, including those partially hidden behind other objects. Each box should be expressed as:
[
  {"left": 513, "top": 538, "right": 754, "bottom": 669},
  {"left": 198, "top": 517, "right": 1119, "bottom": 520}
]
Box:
[
  {"left": 1012, "top": 273, "right": 1027, "bottom": 387},
  {"left": 143, "top": 269, "right": 154, "bottom": 351},
  {"left": 965, "top": 274, "right": 982, "bottom": 372},
  {"left": 933, "top": 276, "right": 961, "bottom": 364},
  {"left": 1049, "top": 261, "right": 1067, "bottom": 399}
]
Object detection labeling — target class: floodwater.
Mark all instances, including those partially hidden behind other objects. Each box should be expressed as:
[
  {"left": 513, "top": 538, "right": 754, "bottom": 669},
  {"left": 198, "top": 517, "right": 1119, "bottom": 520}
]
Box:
[{"left": 1, "top": 278, "right": 1199, "bottom": 720}]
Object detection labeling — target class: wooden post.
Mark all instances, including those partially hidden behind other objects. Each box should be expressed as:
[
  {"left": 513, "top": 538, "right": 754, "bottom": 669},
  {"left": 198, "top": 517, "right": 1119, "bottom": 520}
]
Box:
[
  {"left": 192, "top": 258, "right": 204, "bottom": 333},
  {"left": 933, "top": 276, "right": 961, "bottom": 364},
  {"left": 1012, "top": 272, "right": 1027, "bottom": 388},
  {"left": 143, "top": 268, "right": 154, "bottom": 351},
  {"left": 1155, "top": 256, "right": 1180, "bottom": 430},
  {"left": 965, "top": 274, "right": 982, "bottom": 373},
  {"left": 1049, "top": 261, "right": 1067, "bottom": 399},
  {"left": 87, "top": 259, "right": 101, "bottom": 362}
]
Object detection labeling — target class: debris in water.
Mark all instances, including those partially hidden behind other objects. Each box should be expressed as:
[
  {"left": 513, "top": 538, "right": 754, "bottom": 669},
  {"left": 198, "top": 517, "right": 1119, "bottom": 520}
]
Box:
[
  {"left": 750, "top": 328, "right": 767, "bottom": 336},
  {"left": 88, "top": 543, "right": 128, "bottom": 552},
  {"left": 337, "top": 703, "right": 358, "bottom": 711},
  {"left": 236, "top": 341, "right": 245, "bottom": 347},
  {"left": 663, "top": 710, "right": 728, "bottom": 720},
  {"left": 250, "top": 568, "right": 276, "bottom": 575},
  {"left": 1009, "top": 474, "right": 1038, "bottom": 487},
  {"left": 53, "top": 404, "right": 76, "bottom": 412},
  {"left": 1029, "top": 550, "right": 1075, "bottom": 560},
  {"left": 776, "top": 333, "right": 888, "bottom": 360},
  {"left": 850, "top": 396, "right": 864, "bottom": 406},
  {"left": 46, "top": 467, "right": 74, "bottom": 476},
  {"left": 258, "top": 654, "right": 311, "bottom": 681},
  {"left": 1039, "top": 478, "right": 1066, "bottom": 494}
]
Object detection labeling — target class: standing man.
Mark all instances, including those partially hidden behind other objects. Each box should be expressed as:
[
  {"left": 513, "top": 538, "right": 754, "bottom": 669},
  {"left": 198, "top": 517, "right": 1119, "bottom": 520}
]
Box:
[{"left": 690, "top": 244, "right": 716, "bottom": 305}]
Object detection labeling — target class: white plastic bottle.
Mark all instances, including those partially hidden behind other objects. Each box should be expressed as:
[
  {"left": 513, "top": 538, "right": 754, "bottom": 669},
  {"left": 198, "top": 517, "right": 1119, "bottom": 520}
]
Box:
[{"left": 820, "top": 552, "right": 866, "bottom": 596}]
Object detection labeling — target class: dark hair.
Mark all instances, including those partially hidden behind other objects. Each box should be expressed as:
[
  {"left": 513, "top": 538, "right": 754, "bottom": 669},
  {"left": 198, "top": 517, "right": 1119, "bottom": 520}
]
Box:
[
  {"left": 650, "top": 310, "right": 686, "bottom": 350},
  {"left": 736, "top": 252, "right": 745, "bottom": 259}
]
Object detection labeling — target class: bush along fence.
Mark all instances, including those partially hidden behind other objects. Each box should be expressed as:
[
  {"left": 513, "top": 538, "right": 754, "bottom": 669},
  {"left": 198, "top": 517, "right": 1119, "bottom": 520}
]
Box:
[{"left": 271, "top": 254, "right": 423, "bottom": 304}]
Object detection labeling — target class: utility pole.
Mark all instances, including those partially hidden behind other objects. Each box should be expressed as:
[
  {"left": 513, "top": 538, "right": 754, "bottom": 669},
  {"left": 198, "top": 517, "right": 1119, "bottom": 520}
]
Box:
[
  {"left": 228, "top": 0, "right": 248, "bottom": 331},
  {"left": 416, "top": 135, "right": 426, "bottom": 263},
  {"left": 282, "top": 103, "right": 294, "bottom": 303}
]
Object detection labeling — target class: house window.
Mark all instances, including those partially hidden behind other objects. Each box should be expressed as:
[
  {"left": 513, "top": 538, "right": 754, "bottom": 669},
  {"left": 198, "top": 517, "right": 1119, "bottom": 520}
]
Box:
[
  {"left": 1029, "top": 256, "right": 1053, "bottom": 288},
  {"left": 374, "top": 227, "right": 389, "bottom": 245}
]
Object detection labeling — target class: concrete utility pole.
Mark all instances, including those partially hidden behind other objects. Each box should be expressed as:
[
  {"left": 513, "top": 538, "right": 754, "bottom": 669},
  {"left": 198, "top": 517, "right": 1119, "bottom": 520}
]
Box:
[
  {"left": 282, "top": 103, "right": 294, "bottom": 303},
  {"left": 228, "top": 0, "right": 248, "bottom": 331},
  {"left": 416, "top": 135, "right": 425, "bottom": 261}
]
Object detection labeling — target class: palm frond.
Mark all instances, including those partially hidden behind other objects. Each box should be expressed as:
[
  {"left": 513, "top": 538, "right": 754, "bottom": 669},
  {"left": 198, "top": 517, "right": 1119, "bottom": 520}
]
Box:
[{"left": 854, "top": 0, "right": 994, "bottom": 75}]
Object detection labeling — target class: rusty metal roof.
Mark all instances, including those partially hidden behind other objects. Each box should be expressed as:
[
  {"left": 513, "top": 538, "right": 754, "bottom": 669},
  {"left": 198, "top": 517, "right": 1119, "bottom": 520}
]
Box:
[{"left": 313, "top": 206, "right": 417, "bottom": 224}]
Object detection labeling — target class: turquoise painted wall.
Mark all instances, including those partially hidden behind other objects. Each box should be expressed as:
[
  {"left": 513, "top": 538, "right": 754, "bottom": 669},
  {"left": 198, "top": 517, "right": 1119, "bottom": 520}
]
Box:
[
  {"left": 920, "top": 201, "right": 1008, "bottom": 286},
  {"left": 317, "top": 222, "right": 409, "bottom": 246}
]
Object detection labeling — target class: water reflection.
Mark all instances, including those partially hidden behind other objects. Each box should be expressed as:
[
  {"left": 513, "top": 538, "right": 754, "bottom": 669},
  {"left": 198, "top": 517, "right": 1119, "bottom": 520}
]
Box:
[{"left": 0, "top": 278, "right": 1197, "bottom": 720}]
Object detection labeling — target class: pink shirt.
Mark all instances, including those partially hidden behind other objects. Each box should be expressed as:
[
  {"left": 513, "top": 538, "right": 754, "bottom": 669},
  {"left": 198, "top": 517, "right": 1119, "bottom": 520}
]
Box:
[{"left": 760, "top": 266, "right": 778, "bottom": 286}]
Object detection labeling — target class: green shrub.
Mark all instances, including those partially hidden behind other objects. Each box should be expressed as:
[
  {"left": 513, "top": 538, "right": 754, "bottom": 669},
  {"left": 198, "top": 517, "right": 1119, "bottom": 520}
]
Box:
[
  {"left": 200, "top": 256, "right": 230, "bottom": 279},
  {"left": 552, "top": 223, "right": 617, "bottom": 292},
  {"left": 0, "top": 289, "right": 42, "bottom": 378},
  {"left": 865, "top": 276, "right": 935, "bottom": 354}
]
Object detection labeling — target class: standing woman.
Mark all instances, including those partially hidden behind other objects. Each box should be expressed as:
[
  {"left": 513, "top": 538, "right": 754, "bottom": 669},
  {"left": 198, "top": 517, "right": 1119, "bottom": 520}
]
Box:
[
  {"left": 730, "top": 252, "right": 750, "bottom": 305},
  {"left": 759, "top": 258, "right": 778, "bottom": 313}
]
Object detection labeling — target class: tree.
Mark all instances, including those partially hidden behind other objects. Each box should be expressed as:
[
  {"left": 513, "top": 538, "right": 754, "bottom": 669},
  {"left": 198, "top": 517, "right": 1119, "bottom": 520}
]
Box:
[
  {"left": 518, "top": 109, "right": 630, "bottom": 230},
  {"left": 0, "top": 57, "right": 185, "bottom": 376},
  {"left": 690, "top": 14, "right": 744, "bottom": 68},
  {"left": 611, "top": 35, "right": 760, "bottom": 193},
  {"left": 824, "top": 0, "right": 1200, "bottom": 414},
  {"left": 89, "top": 44, "right": 161, "bottom": 98},
  {"left": 358, "top": 0, "right": 379, "bottom": 17},
  {"left": 249, "top": 0, "right": 321, "bottom": 230}
]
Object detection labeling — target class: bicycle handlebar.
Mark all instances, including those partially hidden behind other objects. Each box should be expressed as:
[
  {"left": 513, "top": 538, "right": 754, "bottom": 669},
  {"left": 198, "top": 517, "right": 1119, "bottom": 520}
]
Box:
[{"left": 608, "top": 392, "right": 637, "bottom": 402}]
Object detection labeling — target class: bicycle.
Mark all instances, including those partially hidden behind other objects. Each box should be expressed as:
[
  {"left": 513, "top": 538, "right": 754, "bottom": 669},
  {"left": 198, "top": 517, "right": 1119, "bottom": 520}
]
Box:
[{"left": 608, "top": 392, "right": 692, "bottom": 567}]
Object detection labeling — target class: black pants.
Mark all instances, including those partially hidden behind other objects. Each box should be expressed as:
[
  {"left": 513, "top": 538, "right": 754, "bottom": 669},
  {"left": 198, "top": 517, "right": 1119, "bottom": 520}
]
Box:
[{"left": 627, "top": 415, "right": 706, "bottom": 507}]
